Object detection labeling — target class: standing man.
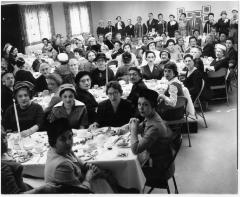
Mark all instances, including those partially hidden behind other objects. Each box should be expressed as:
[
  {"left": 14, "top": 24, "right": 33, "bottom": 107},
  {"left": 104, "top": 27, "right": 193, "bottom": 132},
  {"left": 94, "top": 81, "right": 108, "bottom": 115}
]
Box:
[
  {"left": 125, "top": 19, "right": 135, "bottom": 38},
  {"left": 156, "top": 13, "right": 167, "bottom": 35},
  {"left": 203, "top": 13, "right": 217, "bottom": 35},
  {"left": 146, "top": 13, "right": 158, "bottom": 33},
  {"left": 134, "top": 16, "right": 147, "bottom": 38},
  {"left": 105, "top": 20, "right": 115, "bottom": 36},
  {"left": 229, "top": 9, "right": 238, "bottom": 48},
  {"left": 216, "top": 11, "right": 230, "bottom": 36},
  {"left": 187, "top": 12, "right": 203, "bottom": 36}
]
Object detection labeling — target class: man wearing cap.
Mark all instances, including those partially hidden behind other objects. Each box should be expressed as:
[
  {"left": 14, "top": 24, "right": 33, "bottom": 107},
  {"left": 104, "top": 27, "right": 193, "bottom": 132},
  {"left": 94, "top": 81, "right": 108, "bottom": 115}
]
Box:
[
  {"left": 1, "top": 72, "right": 14, "bottom": 115},
  {"left": 105, "top": 20, "right": 115, "bottom": 36},
  {"left": 187, "top": 12, "right": 203, "bottom": 36},
  {"left": 229, "top": 9, "right": 238, "bottom": 46},
  {"left": 217, "top": 11, "right": 230, "bottom": 36},
  {"left": 91, "top": 53, "right": 115, "bottom": 87}
]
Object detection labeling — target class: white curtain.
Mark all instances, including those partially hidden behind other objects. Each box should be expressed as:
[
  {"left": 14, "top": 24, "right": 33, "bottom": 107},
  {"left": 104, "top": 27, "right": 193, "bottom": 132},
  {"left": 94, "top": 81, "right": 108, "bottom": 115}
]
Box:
[
  {"left": 68, "top": 3, "right": 90, "bottom": 36},
  {"left": 24, "top": 5, "right": 52, "bottom": 44}
]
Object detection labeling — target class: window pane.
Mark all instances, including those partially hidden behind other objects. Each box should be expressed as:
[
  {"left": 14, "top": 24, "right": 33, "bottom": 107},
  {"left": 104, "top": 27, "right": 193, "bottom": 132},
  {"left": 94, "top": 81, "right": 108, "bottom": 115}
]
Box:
[
  {"left": 69, "top": 6, "right": 81, "bottom": 35},
  {"left": 38, "top": 10, "right": 51, "bottom": 40},
  {"left": 79, "top": 6, "right": 90, "bottom": 33}
]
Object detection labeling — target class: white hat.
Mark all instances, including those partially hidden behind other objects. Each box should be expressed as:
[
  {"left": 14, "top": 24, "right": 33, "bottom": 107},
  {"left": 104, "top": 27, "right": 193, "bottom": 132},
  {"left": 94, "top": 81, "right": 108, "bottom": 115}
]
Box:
[
  {"left": 215, "top": 44, "right": 226, "bottom": 52},
  {"left": 57, "top": 53, "right": 69, "bottom": 62},
  {"left": 105, "top": 32, "right": 112, "bottom": 38}
]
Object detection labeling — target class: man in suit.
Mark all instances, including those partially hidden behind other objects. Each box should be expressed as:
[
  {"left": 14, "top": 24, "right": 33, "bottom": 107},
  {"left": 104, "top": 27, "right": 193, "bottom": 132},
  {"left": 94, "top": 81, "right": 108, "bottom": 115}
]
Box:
[
  {"left": 105, "top": 20, "right": 115, "bottom": 36},
  {"left": 187, "top": 12, "right": 203, "bottom": 36},
  {"left": 146, "top": 13, "right": 158, "bottom": 33},
  {"left": 156, "top": 13, "right": 167, "bottom": 35},
  {"left": 115, "top": 16, "right": 125, "bottom": 36},
  {"left": 134, "top": 16, "right": 147, "bottom": 38}
]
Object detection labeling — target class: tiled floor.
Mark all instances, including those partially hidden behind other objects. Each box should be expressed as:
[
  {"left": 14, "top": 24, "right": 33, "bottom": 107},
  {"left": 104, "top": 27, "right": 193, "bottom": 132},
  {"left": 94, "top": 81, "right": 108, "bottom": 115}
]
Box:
[{"left": 149, "top": 87, "right": 238, "bottom": 194}]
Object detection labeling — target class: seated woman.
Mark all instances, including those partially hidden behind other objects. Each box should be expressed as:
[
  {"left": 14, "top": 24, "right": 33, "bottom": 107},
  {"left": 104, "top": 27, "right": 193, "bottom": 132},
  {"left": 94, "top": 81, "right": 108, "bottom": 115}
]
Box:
[
  {"left": 3, "top": 81, "right": 44, "bottom": 137},
  {"left": 190, "top": 47, "right": 204, "bottom": 76},
  {"left": 89, "top": 81, "right": 133, "bottom": 129},
  {"left": 91, "top": 53, "right": 115, "bottom": 87},
  {"left": 45, "top": 118, "right": 138, "bottom": 193},
  {"left": 69, "top": 58, "right": 79, "bottom": 82},
  {"left": 1, "top": 130, "right": 59, "bottom": 194},
  {"left": 73, "top": 48, "right": 88, "bottom": 72},
  {"left": 127, "top": 66, "right": 148, "bottom": 117},
  {"left": 141, "top": 51, "right": 164, "bottom": 80},
  {"left": 141, "top": 41, "right": 161, "bottom": 66},
  {"left": 157, "top": 62, "right": 184, "bottom": 121},
  {"left": 45, "top": 41, "right": 58, "bottom": 61},
  {"left": 128, "top": 89, "right": 174, "bottom": 182},
  {"left": 32, "top": 50, "right": 45, "bottom": 72},
  {"left": 116, "top": 43, "right": 138, "bottom": 67},
  {"left": 84, "top": 50, "right": 97, "bottom": 72},
  {"left": 47, "top": 84, "right": 88, "bottom": 129},
  {"left": 100, "top": 44, "right": 112, "bottom": 60},
  {"left": 209, "top": 44, "right": 228, "bottom": 72},
  {"left": 14, "top": 57, "right": 36, "bottom": 86},
  {"left": 165, "top": 39, "right": 182, "bottom": 62},
  {"left": 35, "top": 63, "right": 50, "bottom": 93},
  {"left": 7, "top": 46, "right": 18, "bottom": 72},
  {"left": 183, "top": 54, "right": 203, "bottom": 102},
  {"left": 75, "top": 71, "right": 98, "bottom": 125},
  {"left": 111, "top": 41, "right": 124, "bottom": 60},
  {"left": 115, "top": 52, "right": 132, "bottom": 82},
  {"left": 202, "top": 35, "right": 216, "bottom": 59},
  {"left": 158, "top": 50, "right": 171, "bottom": 70}
]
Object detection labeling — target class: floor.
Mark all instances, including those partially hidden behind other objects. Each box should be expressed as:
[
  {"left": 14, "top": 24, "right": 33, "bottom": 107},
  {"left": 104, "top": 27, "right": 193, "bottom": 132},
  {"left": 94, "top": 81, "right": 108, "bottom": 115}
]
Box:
[{"left": 148, "top": 87, "right": 238, "bottom": 194}]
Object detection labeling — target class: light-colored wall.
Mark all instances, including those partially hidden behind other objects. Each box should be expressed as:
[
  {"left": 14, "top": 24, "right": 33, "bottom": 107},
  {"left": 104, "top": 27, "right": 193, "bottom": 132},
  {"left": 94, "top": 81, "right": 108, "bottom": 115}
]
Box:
[{"left": 90, "top": 1, "right": 239, "bottom": 36}]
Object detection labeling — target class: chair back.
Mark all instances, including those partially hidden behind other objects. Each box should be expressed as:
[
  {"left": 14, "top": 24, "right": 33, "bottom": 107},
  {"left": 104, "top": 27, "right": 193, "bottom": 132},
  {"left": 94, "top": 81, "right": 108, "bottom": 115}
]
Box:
[
  {"left": 207, "top": 67, "right": 227, "bottom": 78},
  {"left": 193, "top": 79, "right": 205, "bottom": 104}
]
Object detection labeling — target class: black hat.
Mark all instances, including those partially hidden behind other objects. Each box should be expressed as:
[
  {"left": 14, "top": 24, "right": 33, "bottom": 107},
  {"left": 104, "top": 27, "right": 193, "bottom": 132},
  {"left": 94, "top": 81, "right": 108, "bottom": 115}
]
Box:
[
  {"left": 16, "top": 57, "right": 25, "bottom": 68},
  {"left": 46, "top": 118, "right": 72, "bottom": 147},
  {"left": 139, "top": 88, "right": 159, "bottom": 108},
  {"left": 94, "top": 53, "right": 109, "bottom": 62},
  {"left": 13, "top": 81, "right": 34, "bottom": 92},
  {"left": 75, "top": 71, "right": 91, "bottom": 85}
]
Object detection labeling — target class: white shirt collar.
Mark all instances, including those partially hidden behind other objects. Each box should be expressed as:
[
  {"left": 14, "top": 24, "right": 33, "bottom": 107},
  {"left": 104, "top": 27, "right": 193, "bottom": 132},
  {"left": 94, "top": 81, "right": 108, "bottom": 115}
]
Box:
[{"left": 54, "top": 99, "right": 85, "bottom": 108}]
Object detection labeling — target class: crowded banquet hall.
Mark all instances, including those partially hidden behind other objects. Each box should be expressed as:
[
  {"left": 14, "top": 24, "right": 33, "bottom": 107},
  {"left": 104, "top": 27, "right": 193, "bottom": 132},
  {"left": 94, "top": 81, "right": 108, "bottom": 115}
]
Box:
[{"left": 1, "top": 0, "right": 238, "bottom": 194}]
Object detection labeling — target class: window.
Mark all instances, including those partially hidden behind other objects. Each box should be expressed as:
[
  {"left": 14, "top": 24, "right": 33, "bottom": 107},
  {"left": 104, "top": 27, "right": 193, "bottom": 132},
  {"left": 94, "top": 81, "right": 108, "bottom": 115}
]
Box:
[
  {"left": 20, "top": 4, "right": 54, "bottom": 45},
  {"left": 64, "top": 3, "right": 91, "bottom": 36}
]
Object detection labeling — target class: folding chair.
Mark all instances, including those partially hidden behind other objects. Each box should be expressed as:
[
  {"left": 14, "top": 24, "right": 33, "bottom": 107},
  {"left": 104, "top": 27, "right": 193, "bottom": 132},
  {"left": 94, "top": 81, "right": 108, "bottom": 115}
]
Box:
[
  {"left": 194, "top": 79, "right": 208, "bottom": 128},
  {"left": 143, "top": 134, "right": 182, "bottom": 194},
  {"left": 207, "top": 68, "right": 229, "bottom": 105}
]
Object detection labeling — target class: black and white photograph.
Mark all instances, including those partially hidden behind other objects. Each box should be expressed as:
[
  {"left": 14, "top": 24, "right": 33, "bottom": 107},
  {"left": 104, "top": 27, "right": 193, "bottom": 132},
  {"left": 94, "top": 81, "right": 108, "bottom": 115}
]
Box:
[{"left": 1, "top": 0, "right": 239, "bottom": 195}]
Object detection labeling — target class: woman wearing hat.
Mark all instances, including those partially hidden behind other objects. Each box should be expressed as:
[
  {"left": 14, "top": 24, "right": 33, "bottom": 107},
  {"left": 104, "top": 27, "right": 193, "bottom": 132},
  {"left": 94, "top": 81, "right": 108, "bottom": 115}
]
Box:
[
  {"left": 127, "top": 88, "right": 174, "bottom": 183},
  {"left": 141, "top": 51, "right": 164, "bottom": 80},
  {"left": 157, "top": 61, "right": 184, "bottom": 120},
  {"left": 104, "top": 32, "right": 114, "bottom": 50},
  {"left": 116, "top": 43, "right": 139, "bottom": 67},
  {"left": 75, "top": 71, "right": 98, "bottom": 125},
  {"left": 44, "top": 118, "right": 117, "bottom": 193},
  {"left": 3, "top": 81, "right": 44, "bottom": 137},
  {"left": 217, "top": 11, "right": 230, "bottom": 36},
  {"left": 209, "top": 44, "right": 228, "bottom": 71},
  {"left": 14, "top": 57, "right": 36, "bottom": 86},
  {"left": 89, "top": 81, "right": 133, "bottom": 130},
  {"left": 47, "top": 84, "right": 88, "bottom": 129},
  {"left": 91, "top": 53, "right": 115, "bottom": 87}
]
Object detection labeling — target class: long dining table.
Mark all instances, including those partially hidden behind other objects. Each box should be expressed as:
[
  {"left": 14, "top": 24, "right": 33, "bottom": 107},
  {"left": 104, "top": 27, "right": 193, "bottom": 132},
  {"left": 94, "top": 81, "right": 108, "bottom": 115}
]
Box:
[{"left": 7, "top": 128, "right": 146, "bottom": 192}]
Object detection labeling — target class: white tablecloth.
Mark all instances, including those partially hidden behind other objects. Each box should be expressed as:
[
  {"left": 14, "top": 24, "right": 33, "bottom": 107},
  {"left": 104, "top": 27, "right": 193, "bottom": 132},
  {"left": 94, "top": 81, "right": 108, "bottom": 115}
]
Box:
[{"left": 8, "top": 130, "right": 146, "bottom": 191}]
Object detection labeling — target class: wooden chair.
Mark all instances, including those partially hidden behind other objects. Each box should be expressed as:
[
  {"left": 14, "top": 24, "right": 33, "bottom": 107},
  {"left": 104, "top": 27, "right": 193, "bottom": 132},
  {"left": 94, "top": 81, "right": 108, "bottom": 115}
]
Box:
[
  {"left": 207, "top": 68, "right": 229, "bottom": 105},
  {"left": 193, "top": 79, "right": 208, "bottom": 128},
  {"left": 143, "top": 134, "right": 182, "bottom": 194},
  {"left": 165, "top": 96, "right": 191, "bottom": 147}
]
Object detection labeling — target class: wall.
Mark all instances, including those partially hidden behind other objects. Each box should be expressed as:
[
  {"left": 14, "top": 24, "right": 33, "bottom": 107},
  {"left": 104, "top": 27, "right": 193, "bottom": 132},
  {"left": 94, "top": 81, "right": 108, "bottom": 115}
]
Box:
[
  {"left": 51, "top": 2, "right": 66, "bottom": 37},
  {"left": 90, "top": 1, "right": 239, "bottom": 35}
]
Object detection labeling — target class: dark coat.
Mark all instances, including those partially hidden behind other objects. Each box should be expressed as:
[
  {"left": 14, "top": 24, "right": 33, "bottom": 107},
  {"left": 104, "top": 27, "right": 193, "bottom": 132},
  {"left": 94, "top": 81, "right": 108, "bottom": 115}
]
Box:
[
  {"left": 217, "top": 18, "right": 230, "bottom": 35},
  {"left": 35, "top": 75, "right": 48, "bottom": 93},
  {"left": 146, "top": 19, "right": 158, "bottom": 32},
  {"left": 156, "top": 20, "right": 167, "bottom": 35},
  {"left": 96, "top": 99, "right": 133, "bottom": 127},
  {"left": 210, "top": 58, "right": 228, "bottom": 71},
  {"left": 141, "top": 64, "right": 164, "bottom": 80},
  {"left": 91, "top": 68, "right": 115, "bottom": 87},
  {"left": 202, "top": 43, "right": 216, "bottom": 59},
  {"left": 104, "top": 25, "right": 115, "bottom": 35},
  {"left": 96, "top": 27, "right": 106, "bottom": 36},
  {"left": 124, "top": 25, "right": 135, "bottom": 37},
  {"left": 15, "top": 70, "right": 36, "bottom": 86},
  {"left": 226, "top": 47, "right": 238, "bottom": 62},
  {"left": 167, "top": 21, "right": 179, "bottom": 37},
  {"left": 75, "top": 88, "right": 98, "bottom": 125},
  {"left": 1, "top": 85, "right": 13, "bottom": 116},
  {"left": 104, "top": 40, "right": 114, "bottom": 50}
]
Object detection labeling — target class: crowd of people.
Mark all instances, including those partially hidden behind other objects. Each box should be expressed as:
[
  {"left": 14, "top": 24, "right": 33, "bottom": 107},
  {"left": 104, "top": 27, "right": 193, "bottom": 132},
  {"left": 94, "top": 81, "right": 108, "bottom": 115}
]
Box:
[{"left": 1, "top": 8, "right": 238, "bottom": 194}]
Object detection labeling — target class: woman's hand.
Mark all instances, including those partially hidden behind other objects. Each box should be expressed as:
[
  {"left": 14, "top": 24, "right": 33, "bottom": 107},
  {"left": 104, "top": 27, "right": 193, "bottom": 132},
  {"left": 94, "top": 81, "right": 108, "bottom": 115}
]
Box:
[
  {"left": 129, "top": 118, "right": 139, "bottom": 133},
  {"left": 85, "top": 165, "right": 100, "bottom": 181},
  {"left": 88, "top": 122, "right": 99, "bottom": 132}
]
